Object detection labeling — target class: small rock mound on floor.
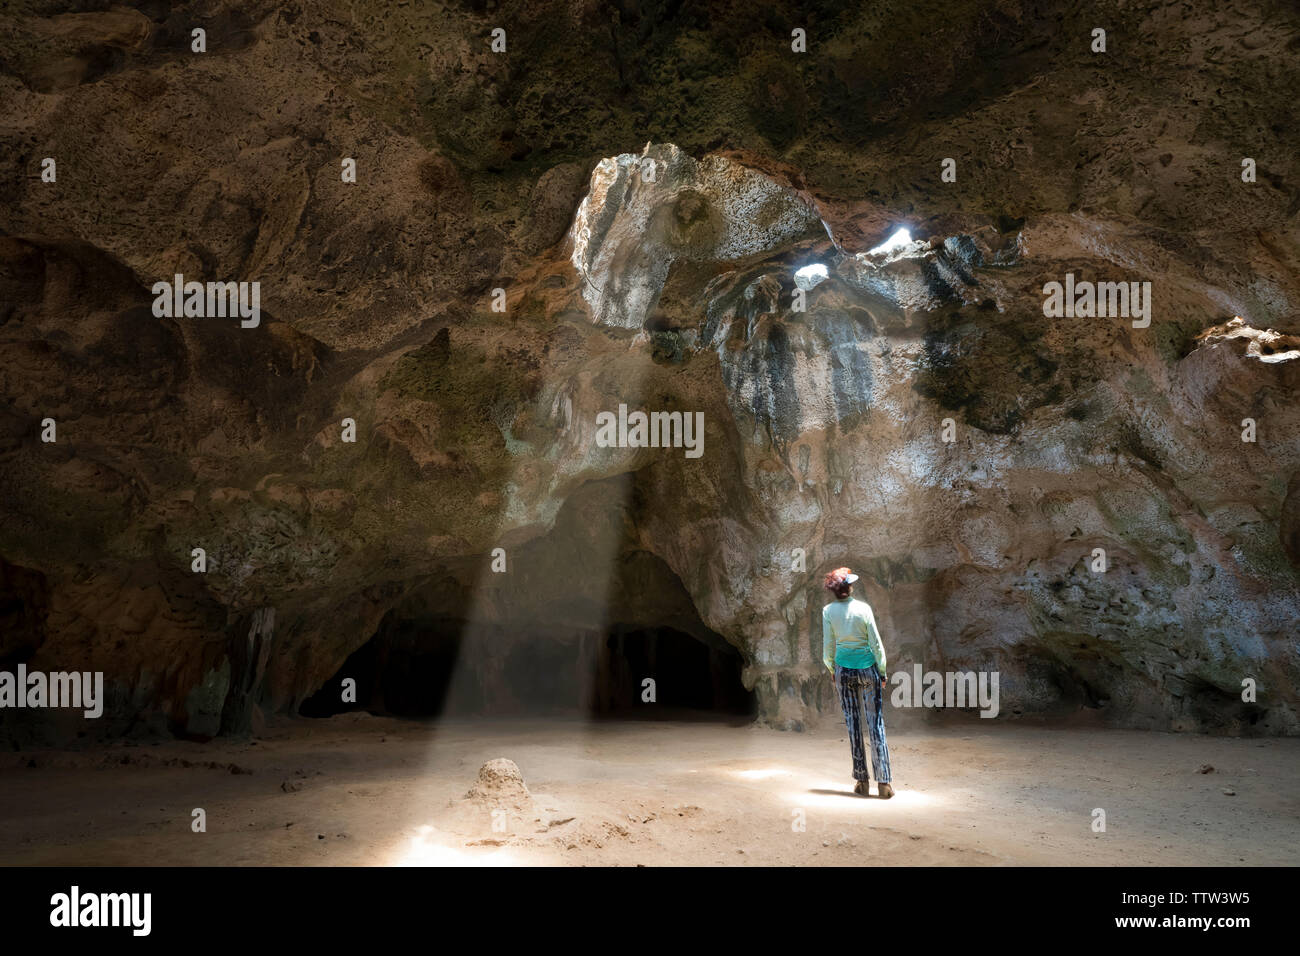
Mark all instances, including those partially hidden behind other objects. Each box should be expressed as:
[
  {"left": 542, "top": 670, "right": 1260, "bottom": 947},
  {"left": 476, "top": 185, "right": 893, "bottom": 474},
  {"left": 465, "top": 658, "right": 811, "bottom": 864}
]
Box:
[{"left": 465, "top": 758, "right": 531, "bottom": 809}]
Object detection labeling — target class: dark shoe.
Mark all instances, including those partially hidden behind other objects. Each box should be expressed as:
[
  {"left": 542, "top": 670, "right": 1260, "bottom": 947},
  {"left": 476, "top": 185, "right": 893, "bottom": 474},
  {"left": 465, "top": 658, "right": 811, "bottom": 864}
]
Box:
[
  {"left": 877, "top": 782, "right": 895, "bottom": 799},
  {"left": 853, "top": 780, "right": 870, "bottom": 797}
]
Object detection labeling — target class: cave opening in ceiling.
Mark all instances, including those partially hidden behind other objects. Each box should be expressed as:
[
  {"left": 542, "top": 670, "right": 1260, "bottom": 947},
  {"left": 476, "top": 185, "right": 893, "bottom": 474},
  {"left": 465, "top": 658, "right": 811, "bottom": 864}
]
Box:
[
  {"left": 867, "top": 227, "right": 914, "bottom": 255},
  {"left": 794, "top": 262, "right": 829, "bottom": 289}
]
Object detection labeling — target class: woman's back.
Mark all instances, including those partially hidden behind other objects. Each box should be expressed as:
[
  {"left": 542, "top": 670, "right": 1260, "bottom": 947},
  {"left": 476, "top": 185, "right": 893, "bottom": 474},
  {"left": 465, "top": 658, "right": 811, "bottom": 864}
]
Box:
[{"left": 823, "top": 597, "right": 885, "bottom": 671}]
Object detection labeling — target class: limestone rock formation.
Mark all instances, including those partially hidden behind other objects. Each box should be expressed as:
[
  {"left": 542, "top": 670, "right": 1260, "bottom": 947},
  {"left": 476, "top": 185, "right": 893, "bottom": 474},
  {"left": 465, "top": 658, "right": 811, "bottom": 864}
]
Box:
[{"left": 1, "top": 0, "right": 1298, "bottom": 740}]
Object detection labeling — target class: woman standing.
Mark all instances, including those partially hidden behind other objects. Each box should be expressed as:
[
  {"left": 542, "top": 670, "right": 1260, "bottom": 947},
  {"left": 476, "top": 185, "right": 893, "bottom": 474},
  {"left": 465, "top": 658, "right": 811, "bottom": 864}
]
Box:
[{"left": 822, "top": 567, "right": 894, "bottom": 798}]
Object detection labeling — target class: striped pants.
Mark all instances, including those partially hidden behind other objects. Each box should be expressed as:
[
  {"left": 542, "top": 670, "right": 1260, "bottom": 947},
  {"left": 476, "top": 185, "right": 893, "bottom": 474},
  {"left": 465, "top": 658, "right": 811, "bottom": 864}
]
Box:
[{"left": 835, "top": 664, "right": 891, "bottom": 783}]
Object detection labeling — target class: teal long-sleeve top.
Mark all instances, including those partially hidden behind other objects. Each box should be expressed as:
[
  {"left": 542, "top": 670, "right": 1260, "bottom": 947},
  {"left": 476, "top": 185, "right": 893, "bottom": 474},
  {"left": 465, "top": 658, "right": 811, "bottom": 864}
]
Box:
[{"left": 822, "top": 596, "right": 887, "bottom": 676}]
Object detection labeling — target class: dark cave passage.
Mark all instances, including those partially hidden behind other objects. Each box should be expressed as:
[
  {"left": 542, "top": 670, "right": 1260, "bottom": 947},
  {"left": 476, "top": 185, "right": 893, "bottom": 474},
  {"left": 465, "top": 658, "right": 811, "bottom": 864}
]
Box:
[
  {"left": 589, "top": 625, "right": 755, "bottom": 719},
  {"left": 299, "top": 478, "right": 758, "bottom": 724},
  {"left": 300, "top": 617, "right": 754, "bottom": 722},
  {"left": 299, "top": 613, "right": 462, "bottom": 719}
]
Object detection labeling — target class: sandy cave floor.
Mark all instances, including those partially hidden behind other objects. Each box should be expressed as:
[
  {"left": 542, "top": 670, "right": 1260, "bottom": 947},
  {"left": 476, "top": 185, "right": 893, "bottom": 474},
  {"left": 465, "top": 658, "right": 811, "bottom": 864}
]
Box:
[{"left": 1, "top": 713, "right": 1297, "bottom": 866}]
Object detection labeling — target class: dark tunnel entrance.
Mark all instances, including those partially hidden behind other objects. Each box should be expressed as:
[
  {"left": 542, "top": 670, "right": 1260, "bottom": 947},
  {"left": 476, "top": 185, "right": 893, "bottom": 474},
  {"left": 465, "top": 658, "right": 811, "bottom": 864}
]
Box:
[
  {"left": 300, "top": 617, "right": 755, "bottom": 722},
  {"left": 588, "top": 625, "right": 754, "bottom": 719},
  {"left": 301, "top": 476, "right": 758, "bottom": 724},
  {"left": 299, "top": 613, "right": 463, "bottom": 719}
]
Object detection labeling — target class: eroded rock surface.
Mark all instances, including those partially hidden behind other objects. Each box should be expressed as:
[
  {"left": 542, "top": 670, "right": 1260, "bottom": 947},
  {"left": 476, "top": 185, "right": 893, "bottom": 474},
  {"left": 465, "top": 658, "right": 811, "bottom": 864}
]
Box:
[{"left": 1, "top": 1, "right": 1298, "bottom": 739}]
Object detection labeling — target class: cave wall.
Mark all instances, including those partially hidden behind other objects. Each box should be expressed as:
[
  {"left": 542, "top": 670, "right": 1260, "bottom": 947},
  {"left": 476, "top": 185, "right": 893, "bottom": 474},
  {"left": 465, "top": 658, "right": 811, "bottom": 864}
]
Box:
[{"left": 1, "top": 1, "right": 1298, "bottom": 739}]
